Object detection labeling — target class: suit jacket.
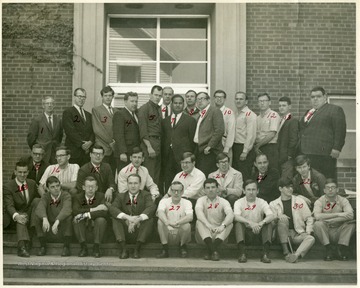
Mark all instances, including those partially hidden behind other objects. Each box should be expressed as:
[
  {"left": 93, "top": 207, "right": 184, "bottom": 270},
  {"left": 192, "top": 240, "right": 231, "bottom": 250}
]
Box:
[
  {"left": 197, "top": 106, "right": 225, "bottom": 154},
  {"left": 277, "top": 115, "right": 299, "bottom": 165},
  {"left": 3, "top": 178, "right": 39, "bottom": 217},
  {"left": 299, "top": 103, "right": 346, "bottom": 156},
  {"left": 208, "top": 167, "right": 243, "bottom": 197},
  {"left": 12, "top": 156, "right": 49, "bottom": 185},
  {"left": 63, "top": 106, "right": 95, "bottom": 158},
  {"left": 72, "top": 191, "right": 108, "bottom": 219},
  {"left": 113, "top": 108, "right": 141, "bottom": 158},
  {"left": 161, "top": 113, "right": 197, "bottom": 163},
  {"left": 92, "top": 105, "right": 118, "bottom": 156},
  {"left": 27, "top": 113, "right": 63, "bottom": 163},
  {"left": 109, "top": 190, "right": 156, "bottom": 218},
  {"left": 35, "top": 191, "right": 72, "bottom": 223},
  {"left": 251, "top": 167, "right": 280, "bottom": 203}
]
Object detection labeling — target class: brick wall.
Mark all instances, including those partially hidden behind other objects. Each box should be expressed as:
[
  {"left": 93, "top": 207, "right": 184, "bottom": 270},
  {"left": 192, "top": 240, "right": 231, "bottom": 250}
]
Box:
[{"left": 2, "top": 3, "right": 74, "bottom": 180}]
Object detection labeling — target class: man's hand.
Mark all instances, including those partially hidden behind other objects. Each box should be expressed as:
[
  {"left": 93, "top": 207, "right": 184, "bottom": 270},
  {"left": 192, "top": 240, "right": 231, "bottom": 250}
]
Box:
[
  {"left": 52, "top": 220, "right": 60, "bottom": 235},
  {"left": 212, "top": 225, "right": 225, "bottom": 234},
  {"left": 278, "top": 214, "right": 290, "bottom": 222},
  {"left": 128, "top": 222, "right": 136, "bottom": 233},
  {"left": 330, "top": 149, "right": 340, "bottom": 159},
  {"left": 252, "top": 224, "right": 261, "bottom": 234},
  {"left": 91, "top": 204, "right": 108, "bottom": 212},
  {"left": 105, "top": 188, "right": 113, "bottom": 202},
  {"left": 120, "top": 154, "right": 128, "bottom": 162},
  {"left": 204, "top": 146, "right": 211, "bottom": 155},
  {"left": 147, "top": 146, "right": 156, "bottom": 158},
  {"left": 239, "top": 152, "right": 247, "bottom": 161},
  {"left": 82, "top": 141, "right": 92, "bottom": 151},
  {"left": 151, "top": 194, "right": 159, "bottom": 202},
  {"left": 14, "top": 214, "right": 28, "bottom": 225},
  {"left": 254, "top": 145, "right": 262, "bottom": 155},
  {"left": 167, "top": 225, "right": 177, "bottom": 235},
  {"left": 42, "top": 218, "right": 50, "bottom": 232},
  {"left": 74, "top": 213, "right": 87, "bottom": 223}
]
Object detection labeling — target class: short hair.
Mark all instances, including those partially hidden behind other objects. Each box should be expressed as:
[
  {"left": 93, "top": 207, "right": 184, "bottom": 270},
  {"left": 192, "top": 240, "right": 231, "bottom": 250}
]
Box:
[
  {"left": 213, "top": 89, "right": 227, "bottom": 98},
  {"left": 279, "top": 96, "right": 291, "bottom": 105},
  {"left": 55, "top": 146, "right": 70, "bottom": 155},
  {"left": 46, "top": 176, "right": 60, "bottom": 188},
  {"left": 127, "top": 173, "right": 142, "bottom": 183},
  {"left": 15, "top": 161, "right": 28, "bottom": 170},
  {"left": 163, "top": 86, "right": 174, "bottom": 94},
  {"left": 243, "top": 179, "right": 258, "bottom": 190},
  {"left": 255, "top": 153, "right": 268, "bottom": 162},
  {"left": 185, "top": 90, "right": 197, "bottom": 96},
  {"left": 74, "top": 88, "right": 86, "bottom": 96},
  {"left": 100, "top": 86, "right": 115, "bottom": 96},
  {"left": 203, "top": 178, "right": 219, "bottom": 188},
  {"left": 90, "top": 144, "right": 105, "bottom": 154},
  {"left": 151, "top": 85, "right": 163, "bottom": 94},
  {"left": 172, "top": 94, "right": 184, "bottom": 103},
  {"left": 216, "top": 152, "right": 229, "bottom": 163},
  {"left": 295, "top": 155, "right": 310, "bottom": 166},
  {"left": 181, "top": 152, "right": 196, "bottom": 162},
  {"left": 131, "top": 147, "right": 143, "bottom": 156},
  {"left": 257, "top": 92, "right": 271, "bottom": 101},
  {"left": 196, "top": 91, "right": 210, "bottom": 100},
  {"left": 84, "top": 175, "right": 97, "bottom": 184},
  {"left": 235, "top": 91, "right": 248, "bottom": 100},
  {"left": 42, "top": 95, "right": 54, "bottom": 102},
  {"left": 278, "top": 177, "right": 293, "bottom": 188},
  {"left": 311, "top": 86, "right": 326, "bottom": 95},
  {"left": 124, "top": 91, "right": 138, "bottom": 101},
  {"left": 325, "top": 178, "right": 337, "bottom": 187},
  {"left": 32, "top": 143, "right": 45, "bottom": 151},
  {"left": 170, "top": 181, "right": 184, "bottom": 191}
]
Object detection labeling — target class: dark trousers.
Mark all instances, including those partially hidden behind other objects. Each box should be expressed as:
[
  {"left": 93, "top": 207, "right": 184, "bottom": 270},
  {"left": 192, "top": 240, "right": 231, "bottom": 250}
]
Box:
[
  {"left": 112, "top": 218, "right": 154, "bottom": 243},
  {"left": 116, "top": 155, "right": 131, "bottom": 174},
  {"left": 103, "top": 153, "right": 117, "bottom": 177},
  {"left": 306, "top": 154, "right": 337, "bottom": 180},
  {"left": 232, "top": 143, "right": 256, "bottom": 181},
  {"left": 195, "top": 148, "right": 217, "bottom": 178},
  {"left": 235, "top": 222, "right": 272, "bottom": 244},
  {"left": 34, "top": 215, "right": 72, "bottom": 240},
  {"left": 13, "top": 198, "right": 40, "bottom": 242},
  {"left": 70, "top": 150, "right": 90, "bottom": 167},
  {"left": 258, "top": 143, "right": 279, "bottom": 171},
  {"left": 73, "top": 217, "right": 107, "bottom": 244},
  {"left": 279, "top": 158, "right": 294, "bottom": 180},
  {"left": 142, "top": 137, "right": 161, "bottom": 187},
  {"left": 162, "top": 147, "right": 182, "bottom": 195}
]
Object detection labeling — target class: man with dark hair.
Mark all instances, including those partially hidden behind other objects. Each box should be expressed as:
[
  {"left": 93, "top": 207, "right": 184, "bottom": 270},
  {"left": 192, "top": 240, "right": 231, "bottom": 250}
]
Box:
[
  {"left": 92, "top": 86, "right": 117, "bottom": 173},
  {"left": 299, "top": 86, "right": 346, "bottom": 179},
  {"left": 195, "top": 178, "right": 234, "bottom": 261},
  {"left": 234, "top": 179, "right": 274, "bottom": 263},
  {"left": 313, "top": 178, "right": 355, "bottom": 261},
  {"left": 161, "top": 86, "right": 173, "bottom": 119},
  {"left": 184, "top": 90, "right": 200, "bottom": 120},
  {"left": 27, "top": 95, "right": 63, "bottom": 164},
  {"left": 76, "top": 145, "right": 116, "bottom": 203},
  {"left": 110, "top": 174, "right": 156, "bottom": 259},
  {"left": 113, "top": 91, "right": 141, "bottom": 172},
  {"left": 34, "top": 176, "right": 72, "bottom": 257},
  {"left": 292, "top": 155, "right": 326, "bottom": 206},
  {"left": 4, "top": 161, "right": 40, "bottom": 257},
  {"left": 161, "top": 94, "right": 196, "bottom": 193},
  {"left": 277, "top": 96, "right": 299, "bottom": 179},
  {"left": 63, "top": 88, "right": 95, "bottom": 167},
  {"left": 208, "top": 152, "right": 243, "bottom": 207},
  {"left": 269, "top": 178, "right": 315, "bottom": 263},
  {"left": 233, "top": 91, "right": 257, "bottom": 180},
  {"left": 194, "top": 92, "right": 225, "bottom": 177},
  {"left": 138, "top": 85, "right": 163, "bottom": 186},
  {"left": 73, "top": 176, "right": 108, "bottom": 258}
]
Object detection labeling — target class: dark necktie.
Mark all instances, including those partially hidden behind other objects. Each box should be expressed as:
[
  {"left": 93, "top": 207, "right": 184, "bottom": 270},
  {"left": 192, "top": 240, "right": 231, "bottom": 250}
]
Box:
[
  {"left": 48, "top": 116, "right": 53, "bottom": 130},
  {"left": 132, "top": 112, "right": 138, "bottom": 123},
  {"left": 21, "top": 184, "right": 28, "bottom": 203},
  {"left": 109, "top": 106, "right": 113, "bottom": 115},
  {"left": 165, "top": 106, "right": 169, "bottom": 118},
  {"left": 131, "top": 195, "right": 136, "bottom": 215},
  {"left": 80, "top": 108, "right": 86, "bottom": 122},
  {"left": 172, "top": 115, "right": 177, "bottom": 128}
]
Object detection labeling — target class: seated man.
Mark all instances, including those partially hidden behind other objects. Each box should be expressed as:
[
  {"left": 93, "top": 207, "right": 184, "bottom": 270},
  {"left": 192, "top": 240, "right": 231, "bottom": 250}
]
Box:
[
  {"left": 117, "top": 147, "right": 160, "bottom": 201},
  {"left": 156, "top": 181, "right": 193, "bottom": 258},
  {"left": 110, "top": 174, "right": 156, "bottom": 259},
  {"left": 292, "top": 155, "right": 326, "bottom": 206},
  {"left": 234, "top": 179, "right": 274, "bottom": 263},
  {"left": 195, "top": 178, "right": 234, "bottom": 261},
  {"left": 73, "top": 176, "right": 108, "bottom": 258},
  {"left": 38, "top": 146, "right": 79, "bottom": 196},
  {"left": 208, "top": 152, "right": 243, "bottom": 207},
  {"left": 33, "top": 176, "right": 72, "bottom": 257},
  {"left": 313, "top": 178, "right": 355, "bottom": 261},
  {"left": 4, "top": 161, "right": 40, "bottom": 257},
  {"left": 269, "top": 178, "right": 315, "bottom": 263}
]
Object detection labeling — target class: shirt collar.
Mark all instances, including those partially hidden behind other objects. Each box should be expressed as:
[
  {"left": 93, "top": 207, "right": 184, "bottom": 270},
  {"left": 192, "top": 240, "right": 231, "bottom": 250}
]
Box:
[
  {"left": 51, "top": 192, "right": 62, "bottom": 201},
  {"left": 260, "top": 108, "right": 271, "bottom": 116},
  {"left": 219, "top": 105, "right": 226, "bottom": 112},
  {"left": 124, "top": 106, "right": 134, "bottom": 115},
  {"left": 171, "top": 112, "right": 182, "bottom": 118},
  {"left": 44, "top": 112, "right": 53, "bottom": 118},
  {"left": 103, "top": 103, "right": 112, "bottom": 110},
  {"left": 15, "top": 178, "right": 26, "bottom": 187},
  {"left": 301, "top": 171, "right": 311, "bottom": 180},
  {"left": 238, "top": 105, "right": 249, "bottom": 113}
]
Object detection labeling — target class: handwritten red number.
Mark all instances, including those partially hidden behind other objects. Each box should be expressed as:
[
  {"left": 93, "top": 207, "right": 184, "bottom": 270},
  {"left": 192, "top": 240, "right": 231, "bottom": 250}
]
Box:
[
  {"left": 245, "top": 204, "right": 256, "bottom": 211},
  {"left": 74, "top": 115, "right": 81, "bottom": 123},
  {"left": 201, "top": 110, "right": 206, "bottom": 118},
  {"left": 51, "top": 166, "right": 60, "bottom": 174},
  {"left": 41, "top": 127, "right": 44, "bottom": 134},
  {"left": 126, "top": 120, "right": 132, "bottom": 127},
  {"left": 149, "top": 115, "right": 155, "bottom": 120},
  {"left": 245, "top": 112, "right": 251, "bottom": 117},
  {"left": 101, "top": 116, "right": 108, "bottom": 123}
]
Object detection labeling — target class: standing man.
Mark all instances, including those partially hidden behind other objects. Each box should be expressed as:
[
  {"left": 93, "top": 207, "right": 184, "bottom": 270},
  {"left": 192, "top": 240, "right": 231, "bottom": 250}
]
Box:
[
  {"left": 233, "top": 91, "right": 257, "bottom": 180},
  {"left": 27, "top": 95, "right": 63, "bottom": 164},
  {"left": 138, "top": 85, "right": 162, "bottom": 186},
  {"left": 184, "top": 90, "right": 200, "bottom": 120},
  {"left": 63, "top": 88, "right": 95, "bottom": 167},
  {"left": 113, "top": 92, "right": 140, "bottom": 172},
  {"left": 161, "top": 94, "right": 196, "bottom": 193},
  {"left": 254, "top": 93, "right": 280, "bottom": 170},
  {"left": 277, "top": 97, "right": 299, "bottom": 179},
  {"left": 299, "top": 86, "right": 346, "bottom": 180},
  {"left": 195, "top": 178, "right": 234, "bottom": 261},
  {"left": 194, "top": 92, "right": 224, "bottom": 177},
  {"left": 92, "top": 86, "right": 117, "bottom": 173},
  {"left": 161, "top": 86, "right": 173, "bottom": 119}
]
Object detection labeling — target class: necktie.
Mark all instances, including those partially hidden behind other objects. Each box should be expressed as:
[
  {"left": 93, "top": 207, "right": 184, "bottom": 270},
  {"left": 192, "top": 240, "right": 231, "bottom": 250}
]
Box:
[
  {"left": 80, "top": 108, "right": 86, "bottom": 122},
  {"left": 48, "top": 116, "right": 53, "bottom": 129},
  {"left": 130, "top": 195, "right": 136, "bottom": 215},
  {"left": 34, "top": 163, "right": 40, "bottom": 180},
  {"left": 165, "top": 106, "right": 169, "bottom": 118},
  {"left": 172, "top": 115, "right": 177, "bottom": 128},
  {"left": 304, "top": 109, "right": 316, "bottom": 123},
  {"left": 132, "top": 112, "right": 138, "bottom": 123},
  {"left": 94, "top": 166, "right": 100, "bottom": 173},
  {"left": 109, "top": 106, "right": 113, "bottom": 115},
  {"left": 21, "top": 184, "right": 28, "bottom": 203}
]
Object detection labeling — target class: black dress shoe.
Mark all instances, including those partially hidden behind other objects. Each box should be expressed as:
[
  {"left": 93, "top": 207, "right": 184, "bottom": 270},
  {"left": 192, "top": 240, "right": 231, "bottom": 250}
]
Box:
[
  {"left": 339, "top": 255, "right": 349, "bottom": 261},
  {"left": 133, "top": 249, "right": 141, "bottom": 259},
  {"left": 211, "top": 251, "right": 220, "bottom": 261},
  {"left": 120, "top": 249, "right": 129, "bottom": 259},
  {"left": 78, "top": 247, "right": 88, "bottom": 257},
  {"left": 62, "top": 246, "right": 71, "bottom": 257},
  {"left": 93, "top": 246, "right": 100, "bottom": 258},
  {"left": 180, "top": 248, "right": 188, "bottom": 258},
  {"left": 37, "top": 246, "right": 47, "bottom": 256},
  {"left": 203, "top": 253, "right": 212, "bottom": 260},
  {"left": 238, "top": 254, "right": 247, "bottom": 263},
  {"left": 260, "top": 254, "right": 271, "bottom": 263},
  {"left": 156, "top": 250, "right": 169, "bottom": 258},
  {"left": 18, "top": 247, "right": 30, "bottom": 258},
  {"left": 324, "top": 255, "right": 333, "bottom": 261}
]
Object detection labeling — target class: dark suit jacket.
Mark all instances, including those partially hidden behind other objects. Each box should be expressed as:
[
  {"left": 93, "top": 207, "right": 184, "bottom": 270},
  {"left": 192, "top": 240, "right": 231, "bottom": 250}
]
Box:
[
  {"left": 161, "top": 113, "right": 197, "bottom": 163},
  {"left": 3, "top": 178, "right": 39, "bottom": 217},
  {"left": 27, "top": 114, "right": 63, "bottom": 163},
  {"left": 299, "top": 103, "right": 346, "bottom": 156},
  {"left": 12, "top": 156, "right": 49, "bottom": 185},
  {"left": 72, "top": 191, "right": 108, "bottom": 219},
  {"left": 278, "top": 115, "right": 299, "bottom": 165},
  {"left": 63, "top": 106, "right": 95, "bottom": 160},
  {"left": 35, "top": 191, "right": 72, "bottom": 223},
  {"left": 109, "top": 190, "right": 156, "bottom": 218},
  {"left": 197, "top": 106, "right": 225, "bottom": 154},
  {"left": 251, "top": 167, "right": 280, "bottom": 203},
  {"left": 113, "top": 108, "right": 141, "bottom": 158}
]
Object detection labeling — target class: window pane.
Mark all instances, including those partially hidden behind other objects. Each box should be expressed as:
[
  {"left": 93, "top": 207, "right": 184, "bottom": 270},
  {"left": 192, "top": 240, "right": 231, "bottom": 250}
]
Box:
[
  {"left": 109, "top": 62, "right": 156, "bottom": 83},
  {"left": 329, "top": 98, "right": 356, "bottom": 130},
  {"left": 160, "top": 40, "right": 206, "bottom": 61},
  {"left": 110, "top": 18, "right": 156, "bottom": 39},
  {"left": 160, "top": 18, "right": 207, "bottom": 39},
  {"left": 109, "top": 40, "right": 156, "bottom": 61},
  {"left": 160, "top": 63, "right": 206, "bottom": 83},
  {"left": 339, "top": 132, "right": 355, "bottom": 159}
]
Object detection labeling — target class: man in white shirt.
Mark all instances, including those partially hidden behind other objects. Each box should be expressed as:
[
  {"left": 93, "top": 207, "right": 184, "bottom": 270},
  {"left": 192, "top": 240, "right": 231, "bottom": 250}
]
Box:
[
  {"left": 160, "top": 86, "right": 173, "bottom": 119},
  {"left": 184, "top": 90, "right": 200, "bottom": 120},
  {"left": 156, "top": 181, "right": 193, "bottom": 258}
]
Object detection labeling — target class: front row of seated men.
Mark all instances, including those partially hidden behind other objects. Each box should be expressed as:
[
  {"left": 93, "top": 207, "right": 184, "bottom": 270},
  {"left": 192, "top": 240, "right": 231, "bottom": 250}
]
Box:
[{"left": 4, "top": 159, "right": 355, "bottom": 263}]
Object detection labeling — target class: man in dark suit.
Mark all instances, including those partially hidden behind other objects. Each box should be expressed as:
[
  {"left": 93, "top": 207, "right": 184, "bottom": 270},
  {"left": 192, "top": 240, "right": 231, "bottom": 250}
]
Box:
[
  {"left": 184, "top": 90, "right": 200, "bottom": 120},
  {"left": 277, "top": 96, "right": 299, "bottom": 180},
  {"left": 110, "top": 174, "right": 156, "bottom": 259},
  {"left": 161, "top": 94, "right": 197, "bottom": 193},
  {"left": 3, "top": 161, "right": 40, "bottom": 257},
  {"left": 193, "top": 92, "right": 224, "bottom": 177},
  {"left": 113, "top": 92, "right": 141, "bottom": 172},
  {"left": 27, "top": 95, "right": 63, "bottom": 164},
  {"left": 63, "top": 88, "right": 95, "bottom": 167},
  {"left": 299, "top": 86, "right": 346, "bottom": 180},
  {"left": 73, "top": 176, "right": 108, "bottom": 258}
]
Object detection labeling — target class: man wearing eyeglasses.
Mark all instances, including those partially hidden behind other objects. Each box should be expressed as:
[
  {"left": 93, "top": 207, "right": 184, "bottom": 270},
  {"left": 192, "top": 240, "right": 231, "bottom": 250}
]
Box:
[
  {"left": 63, "top": 88, "right": 95, "bottom": 167},
  {"left": 38, "top": 146, "right": 79, "bottom": 197}
]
